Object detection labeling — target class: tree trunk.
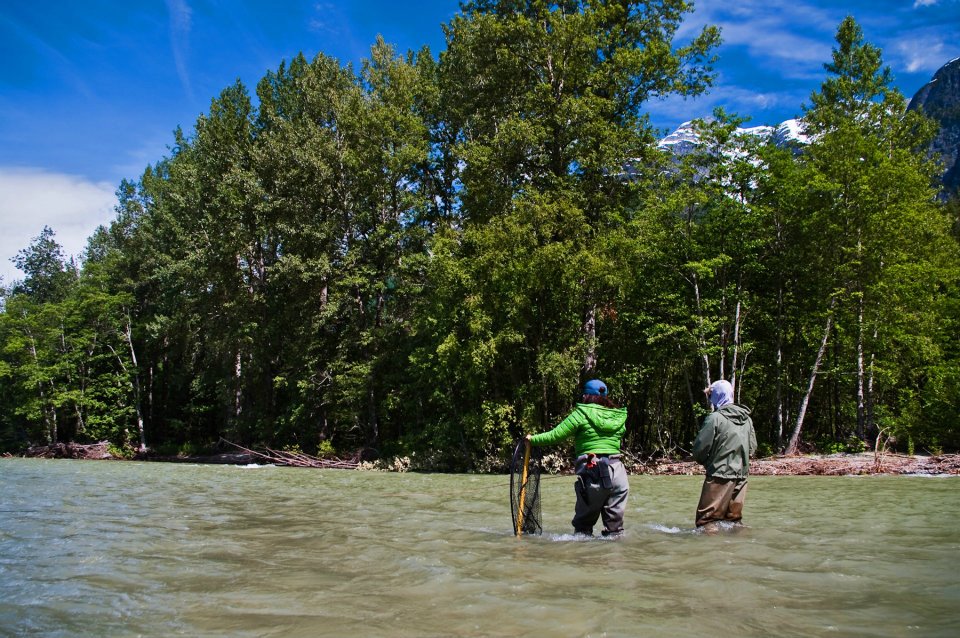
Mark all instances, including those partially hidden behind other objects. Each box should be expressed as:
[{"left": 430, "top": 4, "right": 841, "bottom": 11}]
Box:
[
  {"left": 775, "top": 287, "right": 785, "bottom": 449},
  {"left": 856, "top": 293, "right": 866, "bottom": 439},
  {"left": 26, "top": 327, "right": 57, "bottom": 444},
  {"left": 681, "top": 344, "right": 700, "bottom": 432},
  {"left": 124, "top": 315, "right": 147, "bottom": 452},
  {"left": 148, "top": 364, "right": 154, "bottom": 431},
  {"left": 731, "top": 298, "right": 742, "bottom": 393},
  {"left": 867, "top": 323, "right": 878, "bottom": 435},
  {"left": 776, "top": 339, "right": 784, "bottom": 448},
  {"left": 582, "top": 304, "right": 596, "bottom": 376},
  {"left": 785, "top": 302, "right": 835, "bottom": 455},
  {"left": 691, "top": 272, "right": 711, "bottom": 386},
  {"left": 368, "top": 384, "right": 379, "bottom": 447},
  {"left": 234, "top": 349, "right": 243, "bottom": 423}
]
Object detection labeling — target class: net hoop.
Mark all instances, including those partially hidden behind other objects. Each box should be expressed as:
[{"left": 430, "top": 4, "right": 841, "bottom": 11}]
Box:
[{"left": 510, "top": 439, "right": 542, "bottom": 536}]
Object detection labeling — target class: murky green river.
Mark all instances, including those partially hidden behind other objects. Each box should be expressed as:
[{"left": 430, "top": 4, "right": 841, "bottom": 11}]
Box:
[{"left": 1, "top": 458, "right": 957, "bottom": 637}]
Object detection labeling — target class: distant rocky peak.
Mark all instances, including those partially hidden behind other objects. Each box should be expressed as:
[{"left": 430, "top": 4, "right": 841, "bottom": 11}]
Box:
[
  {"left": 908, "top": 57, "right": 960, "bottom": 197},
  {"left": 908, "top": 56, "right": 960, "bottom": 112}
]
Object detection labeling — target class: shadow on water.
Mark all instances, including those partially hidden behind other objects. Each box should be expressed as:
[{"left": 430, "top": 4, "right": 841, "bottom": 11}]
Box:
[{"left": 1, "top": 459, "right": 958, "bottom": 637}]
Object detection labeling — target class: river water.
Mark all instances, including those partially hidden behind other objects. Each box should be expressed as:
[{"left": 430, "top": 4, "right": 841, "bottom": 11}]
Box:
[{"left": 0, "top": 458, "right": 957, "bottom": 637}]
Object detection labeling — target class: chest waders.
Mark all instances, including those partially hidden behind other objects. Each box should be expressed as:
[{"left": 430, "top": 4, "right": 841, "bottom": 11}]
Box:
[{"left": 573, "top": 453, "right": 628, "bottom": 537}]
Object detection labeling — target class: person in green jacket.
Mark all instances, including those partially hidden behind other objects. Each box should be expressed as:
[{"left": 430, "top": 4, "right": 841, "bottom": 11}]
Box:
[
  {"left": 526, "top": 379, "right": 629, "bottom": 537},
  {"left": 692, "top": 379, "right": 757, "bottom": 531}
]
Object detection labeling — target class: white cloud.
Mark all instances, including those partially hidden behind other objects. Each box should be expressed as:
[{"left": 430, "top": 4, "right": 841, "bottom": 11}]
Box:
[
  {"left": 0, "top": 168, "right": 116, "bottom": 286},
  {"left": 913, "top": 0, "right": 939, "bottom": 7},
  {"left": 309, "top": 3, "right": 341, "bottom": 34},
  {"left": 895, "top": 39, "right": 948, "bottom": 73},
  {"left": 681, "top": 0, "right": 836, "bottom": 65},
  {"left": 720, "top": 20, "right": 831, "bottom": 71},
  {"left": 166, "top": 0, "right": 195, "bottom": 102}
]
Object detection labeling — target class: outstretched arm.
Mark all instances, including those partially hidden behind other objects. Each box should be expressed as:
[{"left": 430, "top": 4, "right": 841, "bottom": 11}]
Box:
[{"left": 529, "top": 409, "right": 585, "bottom": 447}]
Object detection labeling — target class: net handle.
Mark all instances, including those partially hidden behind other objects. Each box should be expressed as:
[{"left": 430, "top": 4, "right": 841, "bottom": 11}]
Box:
[{"left": 515, "top": 439, "right": 531, "bottom": 537}]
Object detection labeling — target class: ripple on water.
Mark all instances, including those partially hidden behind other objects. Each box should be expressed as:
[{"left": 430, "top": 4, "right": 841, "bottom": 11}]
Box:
[{"left": 1, "top": 460, "right": 958, "bottom": 637}]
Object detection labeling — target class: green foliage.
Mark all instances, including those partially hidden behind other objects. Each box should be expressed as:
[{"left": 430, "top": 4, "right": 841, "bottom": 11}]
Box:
[
  {"left": 818, "top": 435, "right": 867, "bottom": 455},
  {"left": 0, "top": 11, "right": 957, "bottom": 466},
  {"left": 755, "top": 442, "right": 775, "bottom": 459},
  {"left": 108, "top": 443, "right": 136, "bottom": 460},
  {"left": 316, "top": 440, "right": 336, "bottom": 458},
  {"left": 774, "top": 16, "right": 960, "bottom": 454},
  {"left": 150, "top": 440, "right": 213, "bottom": 458},
  {"left": 282, "top": 443, "right": 304, "bottom": 455}
]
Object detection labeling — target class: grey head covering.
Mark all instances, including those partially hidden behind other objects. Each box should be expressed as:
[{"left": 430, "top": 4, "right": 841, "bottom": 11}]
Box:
[{"left": 708, "top": 380, "right": 734, "bottom": 408}]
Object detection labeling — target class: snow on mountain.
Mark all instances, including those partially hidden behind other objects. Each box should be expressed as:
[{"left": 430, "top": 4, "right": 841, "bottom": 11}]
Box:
[
  {"left": 656, "top": 120, "right": 701, "bottom": 156},
  {"left": 772, "top": 119, "right": 809, "bottom": 146},
  {"left": 657, "top": 57, "right": 960, "bottom": 199},
  {"left": 657, "top": 118, "right": 808, "bottom": 154}
]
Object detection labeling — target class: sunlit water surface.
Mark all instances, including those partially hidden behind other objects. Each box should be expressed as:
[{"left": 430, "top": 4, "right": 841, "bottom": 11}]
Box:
[{"left": 1, "top": 458, "right": 957, "bottom": 637}]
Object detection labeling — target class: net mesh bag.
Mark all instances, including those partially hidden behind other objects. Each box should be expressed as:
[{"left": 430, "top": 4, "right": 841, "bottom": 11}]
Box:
[{"left": 510, "top": 439, "right": 542, "bottom": 536}]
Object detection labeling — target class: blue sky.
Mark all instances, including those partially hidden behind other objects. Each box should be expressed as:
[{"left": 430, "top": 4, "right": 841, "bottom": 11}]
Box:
[{"left": 1, "top": 0, "right": 959, "bottom": 285}]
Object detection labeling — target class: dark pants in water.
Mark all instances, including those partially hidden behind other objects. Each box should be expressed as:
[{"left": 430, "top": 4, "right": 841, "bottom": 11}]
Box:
[
  {"left": 695, "top": 476, "right": 748, "bottom": 527},
  {"left": 572, "top": 456, "right": 629, "bottom": 536}
]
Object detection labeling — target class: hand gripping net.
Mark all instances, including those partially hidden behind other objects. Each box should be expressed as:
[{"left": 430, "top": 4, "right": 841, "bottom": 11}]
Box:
[{"left": 510, "top": 439, "right": 542, "bottom": 536}]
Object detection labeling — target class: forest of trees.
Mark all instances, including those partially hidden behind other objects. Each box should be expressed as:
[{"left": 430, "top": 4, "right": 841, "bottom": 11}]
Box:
[{"left": 1, "top": 2, "right": 958, "bottom": 469}]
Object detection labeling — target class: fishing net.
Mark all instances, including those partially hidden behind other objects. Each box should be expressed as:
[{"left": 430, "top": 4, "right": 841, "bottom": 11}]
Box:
[{"left": 510, "top": 439, "right": 542, "bottom": 536}]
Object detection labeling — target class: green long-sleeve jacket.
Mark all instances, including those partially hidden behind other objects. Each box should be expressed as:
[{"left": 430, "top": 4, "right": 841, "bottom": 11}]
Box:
[
  {"left": 529, "top": 403, "right": 627, "bottom": 456},
  {"left": 692, "top": 404, "right": 757, "bottom": 479}
]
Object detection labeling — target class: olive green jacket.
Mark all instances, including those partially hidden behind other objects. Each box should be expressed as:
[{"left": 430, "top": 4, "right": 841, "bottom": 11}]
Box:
[
  {"left": 529, "top": 403, "right": 627, "bottom": 456},
  {"left": 692, "top": 404, "right": 757, "bottom": 479}
]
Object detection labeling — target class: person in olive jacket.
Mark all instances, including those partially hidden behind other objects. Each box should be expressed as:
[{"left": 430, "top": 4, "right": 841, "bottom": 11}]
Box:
[
  {"left": 526, "top": 379, "right": 629, "bottom": 537},
  {"left": 692, "top": 379, "right": 757, "bottom": 531}
]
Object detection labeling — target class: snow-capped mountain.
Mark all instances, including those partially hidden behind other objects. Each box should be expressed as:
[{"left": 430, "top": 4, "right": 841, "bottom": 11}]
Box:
[
  {"left": 657, "top": 57, "right": 960, "bottom": 199},
  {"left": 657, "top": 118, "right": 808, "bottom": 156}
]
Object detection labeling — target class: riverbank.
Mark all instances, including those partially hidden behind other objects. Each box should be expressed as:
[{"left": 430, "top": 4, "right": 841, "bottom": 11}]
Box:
[
  {"left": 636, "top": 453, "right": 960, "bottom": 476},
  {"left": 14, "top": 442, "right": 960, "bottom": 475}
]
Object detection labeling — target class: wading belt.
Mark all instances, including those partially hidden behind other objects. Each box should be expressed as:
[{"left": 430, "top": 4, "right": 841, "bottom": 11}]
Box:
[{"left": 577, "top": 453, "right": 620, "bottom": 489}]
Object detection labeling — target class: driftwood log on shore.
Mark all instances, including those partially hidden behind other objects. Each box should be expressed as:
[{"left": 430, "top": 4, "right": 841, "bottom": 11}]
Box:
[
  {"left": 24, "top": 441, "right": 113, "bottom": 460},
  {"left": 220, "top": 439, "right": 362, "bottom": 469}
]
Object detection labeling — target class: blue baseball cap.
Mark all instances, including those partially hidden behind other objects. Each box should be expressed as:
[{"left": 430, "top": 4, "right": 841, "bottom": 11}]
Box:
[{"left": 584, "top": 379, "right": 607, "bottom": 396}]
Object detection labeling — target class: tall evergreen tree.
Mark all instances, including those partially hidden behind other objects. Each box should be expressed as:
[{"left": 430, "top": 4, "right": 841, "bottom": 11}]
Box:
[
  {"left": 407, "top": 0, "right": 720, "bottom": 466},
  {"left": 784, "top": 17, "right": 957, "bottom": 453}
]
